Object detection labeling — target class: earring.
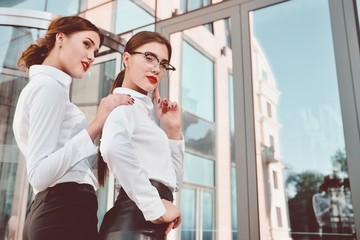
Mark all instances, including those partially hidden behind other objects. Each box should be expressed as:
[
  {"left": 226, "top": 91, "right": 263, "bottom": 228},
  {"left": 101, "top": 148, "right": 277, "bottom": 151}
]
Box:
[{"left": 59, "top": 45, "right": 62, "bottom": 49}]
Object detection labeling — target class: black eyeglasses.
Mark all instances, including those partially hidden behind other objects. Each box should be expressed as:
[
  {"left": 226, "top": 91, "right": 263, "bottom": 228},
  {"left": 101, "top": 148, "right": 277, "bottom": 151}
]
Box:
[{"left": 128, "top": 51, "right": 176, "bottom": 73}]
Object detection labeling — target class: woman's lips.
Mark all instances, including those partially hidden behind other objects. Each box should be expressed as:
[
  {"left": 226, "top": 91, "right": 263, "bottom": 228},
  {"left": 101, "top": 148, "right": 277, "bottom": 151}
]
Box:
[
  {"left": 146, "top": 76, "right": 157, "bottom": 84},
  {"left": 81, "top": 61, "right": 89, "bottom": 71}
]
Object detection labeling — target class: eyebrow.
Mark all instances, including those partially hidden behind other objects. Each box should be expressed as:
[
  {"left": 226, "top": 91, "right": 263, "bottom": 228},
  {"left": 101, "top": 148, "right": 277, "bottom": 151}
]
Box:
[
  {"left": 86, "top": 37, "right": 95, "bottom": 46},
  {"left": 147, "top": 51, "right": 169, "bottom": 63},
  {"left": 86, "top": 37, "right": 99, "bottom": 55}
]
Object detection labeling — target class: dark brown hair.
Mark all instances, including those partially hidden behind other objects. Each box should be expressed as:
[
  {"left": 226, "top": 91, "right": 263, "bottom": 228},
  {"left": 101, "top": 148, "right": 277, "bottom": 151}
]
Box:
[
  {"left": 17, "top": 15, "right": 104, "bottom": 70},
  {"left": 97, "top": 31, "right": 172, "bottom": 186}
]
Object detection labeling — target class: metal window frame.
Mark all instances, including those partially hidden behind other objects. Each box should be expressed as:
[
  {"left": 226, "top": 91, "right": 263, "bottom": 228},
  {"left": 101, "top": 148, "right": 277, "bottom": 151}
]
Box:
[{"left": 157, "top": 0, "right": 360, "bottom": 239}]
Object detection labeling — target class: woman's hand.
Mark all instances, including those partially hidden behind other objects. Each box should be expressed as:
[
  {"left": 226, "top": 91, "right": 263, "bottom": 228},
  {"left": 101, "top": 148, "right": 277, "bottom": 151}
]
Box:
[
  {"left": 154, "top": 88, "right": 181, "bottom": 140},
  {"left": 87, "top": 93, "right": 134, "bottom": 140},
  {"left": 151, "top": 199, "right": 182, "bottom": 235}
]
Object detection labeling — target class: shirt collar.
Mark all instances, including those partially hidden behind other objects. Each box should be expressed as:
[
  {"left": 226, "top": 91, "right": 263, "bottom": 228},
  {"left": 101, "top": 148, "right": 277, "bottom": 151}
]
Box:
[
  {"left": 113, "top": 87, "right": 154, "bottom": 110},
  {"left": 29, "top": 65, "right": 72, "bottom": 88}
]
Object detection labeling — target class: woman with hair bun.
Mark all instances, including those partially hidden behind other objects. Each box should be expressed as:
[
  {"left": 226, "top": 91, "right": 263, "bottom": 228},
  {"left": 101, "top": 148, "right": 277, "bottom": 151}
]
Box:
[{"left": 13, "top": 15, "right": 134, "bottom": 240}]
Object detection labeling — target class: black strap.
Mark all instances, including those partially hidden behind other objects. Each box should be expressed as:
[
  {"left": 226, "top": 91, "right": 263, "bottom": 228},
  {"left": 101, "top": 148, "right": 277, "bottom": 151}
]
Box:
[{"left": 150, "top": 180, "right": 173, "bottom": 202}]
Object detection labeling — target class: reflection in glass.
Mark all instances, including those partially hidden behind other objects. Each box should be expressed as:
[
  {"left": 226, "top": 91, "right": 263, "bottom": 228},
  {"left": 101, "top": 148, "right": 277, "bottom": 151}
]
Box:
[
  {"left": 115, "top": 0, "right": 155, "bottom": 34},
  {"left": 250, "top": 0, "right": 355, "bottom": 239},
  {"left": 171, "top": 17, "right": 232, "bottom": 239},
  {"left": 231, "top": 167, "right": 238, "bottom": 240},
  {"left": 72, "top": 60, "right": 116, "bottom": 105},
  {"left": 202, "top": 191, "right": 214, "bottom": 240},
  {"left": 46, "top": 0, "right": 80, "bottom": 16},
  {"left": 0, "top": 25, "right": 41, "bottom": 240},
  {"left": 180, "top": 188, "right": 196, "bottom": 240},
  {"left": 178, "top": 0, "right": 211, "bottom": 12},
  {"left": 0, "top": 0, "right": 45, "bottom": 10},
  {"left": 229, "top": 73, "right": 238, "bottom": 239},
  {"left": 182, "top": 111, "right": 215, "bottom": 159},
  {"left": 183, "top": 153, "right": 214, "bottom": 187},
  {"left": 181, "top": 41, "right": 214, "bottom": 122},
  {"left": 0, "top": 27, "right": 42, "bottom": 70}
]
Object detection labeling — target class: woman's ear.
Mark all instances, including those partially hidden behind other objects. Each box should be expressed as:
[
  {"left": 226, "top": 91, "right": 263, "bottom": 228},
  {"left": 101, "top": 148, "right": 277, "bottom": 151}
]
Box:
[
  {"left": 56, "top": 32, "right": 65, "bottom": 48},
  {"left": 123, "top": 52, "right": 130, "bottom": 67},
  {"left": 56, "top": 32, "right": 65, "bottom": 41}
]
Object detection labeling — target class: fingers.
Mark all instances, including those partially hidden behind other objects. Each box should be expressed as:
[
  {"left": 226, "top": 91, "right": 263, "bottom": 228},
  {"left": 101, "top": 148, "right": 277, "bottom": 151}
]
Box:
[
  {"left": 173, "top": 216, "right": 182, "bottom": 229},
  {"left": 161, "top": 99, "right": 169, "bottom": 113},
  {"left": 170, "top": 102, "right": 178, "bottom": 111},
  {"left": 164, "top": 216, "right": 181, "bottom": 235},
  {"left": 154, "top": 87, "right": 161, "bottom": 104},
  {"left": 165, "top": 222, "right": 175, "bottom": 236},
  {"left": 112, "top": 93, "right": 134, "bottom": 105},
  {"left": 159, "top": 99, "right": 178, "bottom": 113}
]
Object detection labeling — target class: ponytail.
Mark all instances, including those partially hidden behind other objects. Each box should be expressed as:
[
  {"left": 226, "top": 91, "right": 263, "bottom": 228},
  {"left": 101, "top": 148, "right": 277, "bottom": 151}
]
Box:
[{"left": 17, "top": 38, "right": 51, "bottom": 70}]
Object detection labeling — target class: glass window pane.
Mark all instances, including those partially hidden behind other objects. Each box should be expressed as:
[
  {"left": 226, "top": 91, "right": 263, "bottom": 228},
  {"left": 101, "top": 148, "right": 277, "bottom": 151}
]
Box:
[
  {"left": 203, "top": 191, "right": 214, "bottom": 239},
  {"left": 188, "top": 0, "right": 202, "bottom": 11},
  {"left": 180, "top": 188, "right": 196, "bottom": 240},
  {"left": 182, "top": 111, "right": 215, "bottom": 159},
  {"left": 0, "top": 25, "right": 41, "bottom": 240},
  {"left": 181, "top": 41, "right": 214, "bottom": 122},
  {"left": 250, "top": 0, "right": 356, "bottom": 239},
  {"left": 115, "top": 0, "right": 155, "bottom": 34},
  {"left": 0, "top": 0, "right": 45, "bottom": 10},
  {"left": 183, "top": 153, "right": 214, "bottom": 187},
  {"left": 46, "top": 0, "right": 80, "bottom": 16},
  {"left": 231, "top": 167, "right": 238, "bottom": 240},
  {"left": 71, "top": 60, "right": 116, "bottom": 105},
  {"left": 0, "top": 27, "right": 42, "bottom": 70}
]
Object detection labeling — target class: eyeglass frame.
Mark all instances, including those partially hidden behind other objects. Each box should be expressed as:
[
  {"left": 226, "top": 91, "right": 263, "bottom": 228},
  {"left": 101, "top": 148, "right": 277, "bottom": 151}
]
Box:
[{"left": 127, "top": 51, "right": 176, "bottom": 73}]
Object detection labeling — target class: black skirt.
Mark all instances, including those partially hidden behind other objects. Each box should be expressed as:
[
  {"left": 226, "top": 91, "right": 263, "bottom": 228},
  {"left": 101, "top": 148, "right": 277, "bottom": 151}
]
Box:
[
  {"left": 23, "top": 182, "right": 99, "bottom": 240},
  {"left": 99, "top": 180, "right": 174, "bottom": 240}
]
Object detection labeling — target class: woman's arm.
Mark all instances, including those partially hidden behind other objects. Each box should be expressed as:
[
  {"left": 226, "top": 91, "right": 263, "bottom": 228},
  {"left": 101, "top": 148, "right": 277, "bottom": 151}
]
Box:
[
  {"left": 26, "top": 82, "right": 133, "bottom": 192},
  {"left": 100, "top": 106, "right": 166, "bottom": 221},
  {"left": 26, "top": 81, "right": 96, "bottom": 191}
]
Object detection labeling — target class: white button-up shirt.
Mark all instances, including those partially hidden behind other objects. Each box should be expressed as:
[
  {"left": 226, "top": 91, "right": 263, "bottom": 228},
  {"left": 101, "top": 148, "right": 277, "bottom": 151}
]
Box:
[
  {"left": 13, "top": 65, "right": 99, "bottom": 195},
  {"left": 100, "top": 87, "right": 184, "bottom": 221}
]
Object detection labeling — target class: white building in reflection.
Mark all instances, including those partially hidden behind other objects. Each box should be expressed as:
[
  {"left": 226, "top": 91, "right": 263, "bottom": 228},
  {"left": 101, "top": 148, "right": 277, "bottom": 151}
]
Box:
[
  {"left": 251, "top": 36, "right": 292, "bottom": 240},
  {"left": 1, "top": 1, "right": 359, "bottom": 240}
]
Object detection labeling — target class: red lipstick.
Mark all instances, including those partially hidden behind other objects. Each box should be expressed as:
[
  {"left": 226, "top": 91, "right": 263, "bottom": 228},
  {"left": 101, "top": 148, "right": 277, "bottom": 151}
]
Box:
[
  {"left": 146, "top": 76, "right": 157, "bottom": 84},
  {"left": 81, "top": 61, "right": 89, "bottom": 71}
]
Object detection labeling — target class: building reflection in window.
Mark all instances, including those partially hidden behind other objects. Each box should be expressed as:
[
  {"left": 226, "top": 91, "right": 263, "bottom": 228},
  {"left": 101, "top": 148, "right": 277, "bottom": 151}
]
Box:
[
  {"left": 170, "top": 17, "right": 233, "bottom": 239},
  {"left": 250, "top": 0, "right": 356, "bottom": 239}
]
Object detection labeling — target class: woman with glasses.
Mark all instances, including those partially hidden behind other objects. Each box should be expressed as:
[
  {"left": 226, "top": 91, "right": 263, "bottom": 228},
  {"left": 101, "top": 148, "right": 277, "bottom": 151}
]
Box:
[
  {"left": 98, "top": 31, "right": 184, "bottom": 239},
  {"left": 13, "top": 16, "right": 134, "bottom": 240}
]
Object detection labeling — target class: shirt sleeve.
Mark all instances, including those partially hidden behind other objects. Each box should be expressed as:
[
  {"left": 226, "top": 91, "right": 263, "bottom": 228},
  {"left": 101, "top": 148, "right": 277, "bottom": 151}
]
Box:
[
  {"left": 169, "top": 135, "right": 185, "bottom": 191},
  {"left": 100, "top": 105, "right": 166, "bottom": 221},
  {"left": 26, "top": 81, "right": 97, "bottom": 192}
]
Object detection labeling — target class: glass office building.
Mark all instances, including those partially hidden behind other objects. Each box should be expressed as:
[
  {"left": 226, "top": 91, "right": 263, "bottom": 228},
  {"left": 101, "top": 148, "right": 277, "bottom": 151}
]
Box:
[{"left": 1, "top": 0, "right": 360, "bottom": 239}]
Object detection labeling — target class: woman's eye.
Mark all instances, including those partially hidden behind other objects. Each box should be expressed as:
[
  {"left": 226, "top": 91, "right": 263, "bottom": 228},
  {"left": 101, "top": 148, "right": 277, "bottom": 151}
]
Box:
[
  {"left": 145, "top": 55, "right": 155, "bottom": 62},
  {"left": 83, "top": 41, "right": 90, "bottom": 49}
]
